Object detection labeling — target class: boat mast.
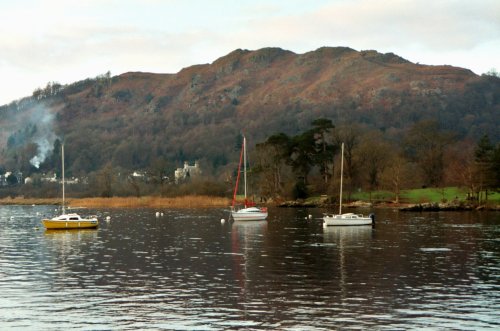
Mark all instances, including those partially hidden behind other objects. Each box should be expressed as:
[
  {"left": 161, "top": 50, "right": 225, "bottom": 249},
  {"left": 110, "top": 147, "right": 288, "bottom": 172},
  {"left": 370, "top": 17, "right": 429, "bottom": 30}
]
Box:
[
  {"left": 231, "top": 137, "right": 245, "bottom": 208},
  {"left": 339, "top": 142, "right": 344, "bottom": 215},
  {"left": 243, "top": 136, "right": 247, "bottom": 207},
  {"left": 62, "top": 143, "right": 65, "bottom": 214}
]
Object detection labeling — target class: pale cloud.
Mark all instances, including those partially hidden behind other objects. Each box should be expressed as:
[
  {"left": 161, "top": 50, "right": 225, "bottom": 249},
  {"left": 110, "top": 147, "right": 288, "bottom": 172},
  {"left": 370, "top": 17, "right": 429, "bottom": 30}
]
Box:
[{"left": 0, "top": 0, "right": 498, "bottom": 105}]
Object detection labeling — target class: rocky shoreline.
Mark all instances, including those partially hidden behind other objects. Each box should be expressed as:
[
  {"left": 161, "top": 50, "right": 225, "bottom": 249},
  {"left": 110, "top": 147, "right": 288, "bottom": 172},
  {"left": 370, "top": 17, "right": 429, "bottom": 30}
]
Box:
[
  {"left": 398, "top": 202, "right": 500, "bottom": 211},
  {"left": 278, "top": 199, "right": 500, "bottom": 211}
]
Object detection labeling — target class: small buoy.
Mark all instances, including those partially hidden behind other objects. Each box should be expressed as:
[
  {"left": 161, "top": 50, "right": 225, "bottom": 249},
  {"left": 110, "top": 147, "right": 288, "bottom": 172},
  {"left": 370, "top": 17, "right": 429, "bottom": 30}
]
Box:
[
  {"left": 155, "top": 212, "right": 160, "bottom": 217},
  {"left": 308, "top": 214, "right": 312, "bottom": 219},
  {"left": 106, "top": 216, "right": 111, "bottom": 222},
  {"left": 36, "top": 212, "right": 40, "bottom": 216},
  {"left": 221, "top": 218, "right": 225, "bottom": 224},
  {"left": 160, "top": 212, "right": 164, "bottom": 217}
]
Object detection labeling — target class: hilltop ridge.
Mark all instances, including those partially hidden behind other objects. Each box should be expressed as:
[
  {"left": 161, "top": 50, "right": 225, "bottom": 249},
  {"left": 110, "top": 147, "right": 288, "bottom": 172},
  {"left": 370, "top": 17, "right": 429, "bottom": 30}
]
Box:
[{"left": 0, "top": 46, "right": 498, "bottom": 178}]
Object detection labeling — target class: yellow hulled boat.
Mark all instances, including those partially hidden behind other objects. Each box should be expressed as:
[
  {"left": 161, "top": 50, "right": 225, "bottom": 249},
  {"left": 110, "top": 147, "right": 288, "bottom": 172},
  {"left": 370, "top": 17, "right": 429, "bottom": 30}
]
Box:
[
  {"left": 41, "top": 143, "right": 99, "bottom": 230},
  {"left": 42, "top": 213, "right": 98, "bottom": 230}
]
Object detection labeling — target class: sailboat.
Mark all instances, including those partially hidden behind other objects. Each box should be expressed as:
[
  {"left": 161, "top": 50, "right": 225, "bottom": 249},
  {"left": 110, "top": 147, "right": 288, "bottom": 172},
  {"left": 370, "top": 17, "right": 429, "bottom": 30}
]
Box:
[
  {"left": 42, "top": 144, "right": 99, "bottom": 230},
  {"left": 230, "top": 136, "right": 268, "bottom": 221},
  {"left": 323, "top": 143, "right": 374, "bottom": 227}
]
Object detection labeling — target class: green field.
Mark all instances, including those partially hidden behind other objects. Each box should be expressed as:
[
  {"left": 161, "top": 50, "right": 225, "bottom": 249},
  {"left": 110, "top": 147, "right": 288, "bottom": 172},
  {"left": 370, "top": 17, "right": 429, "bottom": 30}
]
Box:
[{"left": 350, "top": 187, "right": 500, "bottom": 204}]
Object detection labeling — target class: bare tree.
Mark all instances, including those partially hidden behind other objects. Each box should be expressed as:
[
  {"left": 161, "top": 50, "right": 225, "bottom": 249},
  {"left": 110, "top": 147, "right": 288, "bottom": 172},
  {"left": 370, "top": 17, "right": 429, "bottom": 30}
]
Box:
[
  {"left": 358, "top": 131, "right": 392, "bottom": 201},
  {"left": 335, "top": 125, "right": 362, "bottom": 200},
  {"left": 404, "top": 120, "right": 453, "bottom": 187}
]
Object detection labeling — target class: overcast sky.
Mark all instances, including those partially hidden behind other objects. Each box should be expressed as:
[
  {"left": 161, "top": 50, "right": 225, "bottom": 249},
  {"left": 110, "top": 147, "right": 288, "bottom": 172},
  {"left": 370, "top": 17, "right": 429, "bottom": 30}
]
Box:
[{"left": 1, "top": 0, "right": 498, "bottom": 105}]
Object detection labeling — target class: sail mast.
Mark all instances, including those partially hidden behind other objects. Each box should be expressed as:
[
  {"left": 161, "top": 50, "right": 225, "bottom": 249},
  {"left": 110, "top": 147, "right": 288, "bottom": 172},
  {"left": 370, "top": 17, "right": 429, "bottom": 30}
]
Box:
[
  {"left": 231, "top": 139, "right": 245, "bottom": 208},
  {"left": 62, "top": 143, "right": 65, "bottom": 214},
  {"left": 243, "top": 136, "right": 247, "bottom": 207},
  {"left": 339, "top": 142, "right": 344, "bottom": 215}
]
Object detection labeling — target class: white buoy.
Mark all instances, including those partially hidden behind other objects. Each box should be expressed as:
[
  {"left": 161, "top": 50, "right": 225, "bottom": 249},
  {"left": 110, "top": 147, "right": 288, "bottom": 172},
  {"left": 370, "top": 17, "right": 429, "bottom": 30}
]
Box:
[
  {"left": 308, "top": 214, "right": 312, "bottom": 220},
  {"left": 155, "top": 212, "right": 160, "bottom": 217},
  {"left": 106, "top": 216, "right": 111, "bottom": 222},
  {"left": 221, "top": 218, "right": 225, "bottom": 224},
  {"left": 160, "top": 212, "right": 164, "bottom": 217}
]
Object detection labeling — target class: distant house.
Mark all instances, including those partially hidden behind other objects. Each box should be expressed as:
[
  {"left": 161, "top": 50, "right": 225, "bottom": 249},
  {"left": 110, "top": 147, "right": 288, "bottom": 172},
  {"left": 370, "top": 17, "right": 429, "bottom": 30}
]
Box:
[
  {"left": 131, "top": 171, "right": 146, "bottom": 179},
  {"left": 0, "top": 173, "right": 7, "bottom": 186},
  {"left": 129, "top": 170, "right": 150, "bottom": 183},
  {"left": 174, "top": 161, "right": 201, "bottom": 183},
  {"left": 41, "top": 173, "right": 58, "bottom": 183},
  {"left": 0, "top": 171, "right": 23, "bottom": 186}
]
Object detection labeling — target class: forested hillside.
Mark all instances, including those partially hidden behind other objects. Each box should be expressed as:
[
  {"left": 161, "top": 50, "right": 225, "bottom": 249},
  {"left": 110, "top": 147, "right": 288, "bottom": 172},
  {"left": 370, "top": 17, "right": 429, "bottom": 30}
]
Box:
[{"left": 0, "top": 47, "right": 499, "bottom": 193}]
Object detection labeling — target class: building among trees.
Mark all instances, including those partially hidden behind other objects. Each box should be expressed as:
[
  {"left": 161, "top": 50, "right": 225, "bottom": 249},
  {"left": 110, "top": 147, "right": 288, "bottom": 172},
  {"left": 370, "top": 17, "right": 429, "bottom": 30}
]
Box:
[
  {"left": 174, "top": 161, "right": 201, "bottom": 183},
  {"left": 0, "top": 171, "right": 23, "bottom": 186}
]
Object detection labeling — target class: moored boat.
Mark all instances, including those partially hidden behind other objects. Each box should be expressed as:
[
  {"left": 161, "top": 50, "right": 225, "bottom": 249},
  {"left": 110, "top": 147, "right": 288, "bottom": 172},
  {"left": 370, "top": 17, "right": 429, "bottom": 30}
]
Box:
[
  {"left": 231, "top": 206, "right": 268, "bottom": 221},
  {"left": 42, "top": 213, "right": 98, "bottom": 229},
  {"left": 323, "top": 143, "right": 374, "bottom": 227},
  {"left": 230, "top": 135, "right": 268, "bottom": 221},
  {"left": 41, "top": 144, "right": 99, "bottom": 230},
  {"left": 323, "top": 212, "right": 374, "bottom": 226}
]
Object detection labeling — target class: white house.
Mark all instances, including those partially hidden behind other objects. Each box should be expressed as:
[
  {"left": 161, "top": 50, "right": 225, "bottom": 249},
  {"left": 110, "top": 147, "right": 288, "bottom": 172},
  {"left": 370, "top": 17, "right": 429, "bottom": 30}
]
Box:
[
  {"left": 0, "top": 171, "right": 23, "bottom": 186},
  {"left": 174, "top": 161, "right": 201, "bottom": 183}
]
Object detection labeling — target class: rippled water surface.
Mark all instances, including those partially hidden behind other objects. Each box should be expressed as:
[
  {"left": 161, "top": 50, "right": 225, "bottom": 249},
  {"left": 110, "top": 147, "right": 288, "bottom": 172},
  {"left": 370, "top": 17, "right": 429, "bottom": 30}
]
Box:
[{"left": 0, "top": 205, "right": 499, "bottom": 330}]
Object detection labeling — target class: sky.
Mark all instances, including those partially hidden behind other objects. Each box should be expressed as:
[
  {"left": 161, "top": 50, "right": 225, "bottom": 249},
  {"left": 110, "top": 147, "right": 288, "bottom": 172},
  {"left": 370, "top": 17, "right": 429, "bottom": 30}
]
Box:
[{"left": 0, "top": 0, "right": 499, "bottom": 105}]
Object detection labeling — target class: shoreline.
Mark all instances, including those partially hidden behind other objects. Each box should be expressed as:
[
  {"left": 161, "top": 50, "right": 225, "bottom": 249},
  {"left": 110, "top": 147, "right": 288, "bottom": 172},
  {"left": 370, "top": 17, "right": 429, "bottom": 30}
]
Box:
[
  {"left": 0, "top": 196, "right": 231, "bottom": 208},
  {"left": 278, "top": 200, "right": 500, "bottom": 211},
  {"left": 0, "top": 196, "right": 498, "bottom": 211}
]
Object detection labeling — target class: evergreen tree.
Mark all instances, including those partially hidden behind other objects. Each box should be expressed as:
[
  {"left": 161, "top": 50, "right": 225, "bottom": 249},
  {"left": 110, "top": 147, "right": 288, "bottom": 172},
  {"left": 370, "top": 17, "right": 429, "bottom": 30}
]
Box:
[
  {"left": 474, "top": 135, "right": 496, "bottom": 202},
  {"left": 310, "top": 118, "right": 335, "bottom": 185}
]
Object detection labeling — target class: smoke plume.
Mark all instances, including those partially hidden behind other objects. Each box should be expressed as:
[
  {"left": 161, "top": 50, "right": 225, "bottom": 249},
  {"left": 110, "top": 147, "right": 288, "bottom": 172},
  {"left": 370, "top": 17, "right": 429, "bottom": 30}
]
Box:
[{"left": 29, "top": 104, "right": 58, "bottom": 169}]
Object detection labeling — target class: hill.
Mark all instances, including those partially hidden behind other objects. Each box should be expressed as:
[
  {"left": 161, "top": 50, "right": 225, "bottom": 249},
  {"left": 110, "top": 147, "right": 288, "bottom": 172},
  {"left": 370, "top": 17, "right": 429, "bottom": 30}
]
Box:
[{"left": 0, "top": 46, "right": 499, "bottom": 179}]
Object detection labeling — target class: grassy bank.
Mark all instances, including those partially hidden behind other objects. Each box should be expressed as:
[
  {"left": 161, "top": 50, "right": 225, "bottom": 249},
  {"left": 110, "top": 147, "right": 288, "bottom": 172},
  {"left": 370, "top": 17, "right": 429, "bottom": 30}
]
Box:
[
  {"left": 0, "top": 195, "right": 231, "bottom": 208},
  {"left": 351, "top": 187, "right": 500, "bottom": 204}
]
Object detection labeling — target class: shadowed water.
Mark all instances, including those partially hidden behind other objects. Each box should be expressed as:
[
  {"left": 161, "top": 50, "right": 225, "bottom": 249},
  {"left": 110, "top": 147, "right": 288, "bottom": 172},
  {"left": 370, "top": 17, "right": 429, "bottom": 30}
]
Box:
[{"left": 0, "top": 205, "right": 499, "bottom": 330}]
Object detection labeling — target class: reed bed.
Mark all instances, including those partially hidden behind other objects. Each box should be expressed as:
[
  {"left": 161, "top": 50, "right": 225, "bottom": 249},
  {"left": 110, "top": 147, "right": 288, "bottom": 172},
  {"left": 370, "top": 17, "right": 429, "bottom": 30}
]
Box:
[
  {"left": 68, "top": 195, "right": 231, "bottom": 208},
  {"left": 0, "top": 197, "right": 62, "bottom": 205}
]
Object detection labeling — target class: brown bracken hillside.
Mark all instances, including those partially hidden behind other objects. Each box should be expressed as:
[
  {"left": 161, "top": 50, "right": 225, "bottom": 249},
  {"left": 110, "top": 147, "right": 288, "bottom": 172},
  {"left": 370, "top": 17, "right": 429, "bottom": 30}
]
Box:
[{"left": 0, "top": 47, "right": 498, "bottom": 177}]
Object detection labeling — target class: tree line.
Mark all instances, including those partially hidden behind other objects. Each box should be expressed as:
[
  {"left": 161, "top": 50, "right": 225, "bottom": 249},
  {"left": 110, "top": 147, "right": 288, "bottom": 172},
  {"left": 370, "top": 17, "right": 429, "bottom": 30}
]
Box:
[
  {"left": 1, "top": 116, "right": 498, "bottom": 203},
  {"left": 250, "top": 118, "right": 500, "bottom": 204}
]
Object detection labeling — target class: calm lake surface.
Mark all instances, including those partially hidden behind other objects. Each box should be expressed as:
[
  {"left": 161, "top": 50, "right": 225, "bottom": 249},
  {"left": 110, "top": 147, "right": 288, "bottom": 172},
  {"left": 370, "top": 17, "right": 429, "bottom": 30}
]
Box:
[{"left": 0, "top": 205, "right": 499, "bottom": 330}]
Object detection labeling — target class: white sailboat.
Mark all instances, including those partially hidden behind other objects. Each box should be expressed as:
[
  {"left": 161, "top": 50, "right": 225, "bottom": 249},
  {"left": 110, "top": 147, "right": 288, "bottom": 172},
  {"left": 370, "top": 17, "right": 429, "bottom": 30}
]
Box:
[
  {"left": 42, "top": 144, "right": 98, "bottom": 230},
  {"left": 323, "top": 143, "right": 374, "bottom": 227},
  {"left": 231, "top": 136, "right": 268, "bottom": 221}
]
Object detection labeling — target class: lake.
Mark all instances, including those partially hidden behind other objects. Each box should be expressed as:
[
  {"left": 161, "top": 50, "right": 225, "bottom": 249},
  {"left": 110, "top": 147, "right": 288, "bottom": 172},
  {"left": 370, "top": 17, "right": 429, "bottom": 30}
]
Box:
[{"left": 0, "top": 205, "right": 499, "bottom": 330}]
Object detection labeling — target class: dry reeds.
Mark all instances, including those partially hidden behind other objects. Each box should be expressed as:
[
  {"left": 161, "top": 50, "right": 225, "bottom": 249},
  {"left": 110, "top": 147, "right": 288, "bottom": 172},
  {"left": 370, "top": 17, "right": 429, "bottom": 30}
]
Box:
[
  {"left": 0, "top": 197, "right": 62, "bottom": 205},
  {"left": 68, "top": 195, "right": 231, "bottom": 208}
]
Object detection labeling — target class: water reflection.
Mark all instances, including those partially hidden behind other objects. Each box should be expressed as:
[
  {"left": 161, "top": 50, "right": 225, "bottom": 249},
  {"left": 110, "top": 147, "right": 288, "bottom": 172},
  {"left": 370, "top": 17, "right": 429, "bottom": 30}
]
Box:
[
  {"left": 322, "top": 225, "right": 373, "bottom": 244},
  {"left": 44, "top": 229, "right": 98, "bottom": 241},
  {"left": 323, "top": 226, "right": 374, "bottom": 306},
  {"left": 0, "top": 206, "right": 498, "bottom": 330},
  {"left": 231, "top": 220, "right": 267, "bottom": 289}
]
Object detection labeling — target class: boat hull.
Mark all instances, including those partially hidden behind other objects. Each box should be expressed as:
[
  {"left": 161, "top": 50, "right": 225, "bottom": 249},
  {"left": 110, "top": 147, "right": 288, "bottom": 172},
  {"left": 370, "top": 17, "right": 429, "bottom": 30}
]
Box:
[
  {"left": 323, "top": 213, "right": 373, "bottom": 227},
  {"left": 231, "top": 207, "right": 268, "bottom": 221},
  {"left": 42, "top": 219, "right": 98, "bottom": 230}
]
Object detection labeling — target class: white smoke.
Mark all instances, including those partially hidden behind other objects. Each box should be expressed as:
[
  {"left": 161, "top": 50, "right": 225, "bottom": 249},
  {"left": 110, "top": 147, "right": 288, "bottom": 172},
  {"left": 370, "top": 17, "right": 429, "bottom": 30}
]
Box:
[
  {"left": 29, "top": 105, "right": 58, "bottom": 169},
  {"left": 30, "top": 137, "right": 55, "bottom": 168}
]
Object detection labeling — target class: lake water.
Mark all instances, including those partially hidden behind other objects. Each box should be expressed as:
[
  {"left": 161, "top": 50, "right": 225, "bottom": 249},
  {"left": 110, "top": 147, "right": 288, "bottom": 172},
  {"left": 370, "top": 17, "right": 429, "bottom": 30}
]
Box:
[{"left": 0, "top": 205, "right": 499, "bottom": 330}]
